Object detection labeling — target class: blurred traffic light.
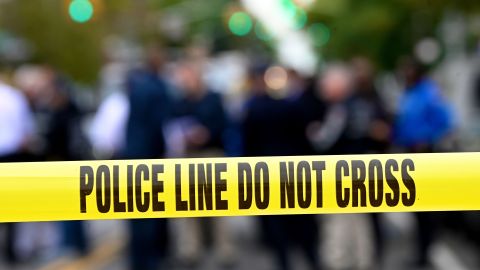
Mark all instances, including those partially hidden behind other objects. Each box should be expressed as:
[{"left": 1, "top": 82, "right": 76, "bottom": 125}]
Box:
[
  {"left": 228, "top": 12, "right": 253, "bottom": 36},
  {"left": 69, "top": 0, "right": 94, "bottom": 23}
]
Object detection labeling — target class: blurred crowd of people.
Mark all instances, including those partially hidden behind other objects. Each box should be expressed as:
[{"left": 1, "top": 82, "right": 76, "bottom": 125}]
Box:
[{"left": 0, "top": 43, "right": 461, "bottom": 270}]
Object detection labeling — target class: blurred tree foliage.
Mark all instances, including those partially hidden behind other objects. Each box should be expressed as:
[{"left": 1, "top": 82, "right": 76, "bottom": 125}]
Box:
[
  {"left": 308, "top": 0, "right": 480, "bottom": 69},
  {"left": 0, "top": 0, "right": 478, "bottom": 82},
  {"left": 0, "top": 0, "right": 105, "bottom": 82},
  {"left": 0, "top": 0, "right": 231, "bottom": 83}
]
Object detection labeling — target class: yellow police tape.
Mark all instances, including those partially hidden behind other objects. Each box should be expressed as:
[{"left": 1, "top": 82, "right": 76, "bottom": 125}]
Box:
[{"left": 0, "top": 152, "right": 478, "bottom": 222}]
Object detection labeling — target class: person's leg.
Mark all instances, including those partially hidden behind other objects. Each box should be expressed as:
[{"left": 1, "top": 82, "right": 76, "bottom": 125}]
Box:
[
  {"left": 322, "top": 215, "right": 355, "bottom": 270},
  {"left": 154, "top": 218, "right": 169, "bottom": 261},
  {"left": 293, "top": 215, "right": 320, "bottom": 270},
  {"left": 171, "top": 218, "right": 202, "bottom": 266},
  {"left": 354, "top": 214, "right": 374, "bottom": 269},
  {"left": 5, "top": 223, "right": 17, "bottom": 263},
  {"left": 415, "top": 212, "right": 433, "bottom": 266},
  {"left": 129, "top": 219, "right": 167, "bottom": 270},
  {"left": 63, "top": 221, "right": 87, "bottom": 254},
  {"left": 1, "top": 154, "right": 24, "bottom": 263},
  {"left": 212, "top": 217, "right": 236, "bottom": 267},
  {"left": 14, "top": 222, "right": 37, "bottom": 261},
  {"left": 370, "top": 213, "right": 383, "bottom": 259},
  {"left": 263, "top": 216, "right": 289, "bottom": 270}
]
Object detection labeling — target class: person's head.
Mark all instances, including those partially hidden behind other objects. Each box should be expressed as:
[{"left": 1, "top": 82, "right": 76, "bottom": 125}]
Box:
[
  {"left": 175, "top": 60, "right": 205, "bottom": 98},
  {"left": 13, "top": 65, "right": 62, "bottom": 107},
  {"left": 318, "top": 63, "right": 353, "bottom": 103},
  {"left": 13, "top": 65, "right": 49, "bottom": 104},
  {"left": 247, "top": 63, "right": 268, "bottom": 96},
  {"left": 42, "top": 67, "right": 73, "bottom": 109},
  {"left": 144, "top": 44, "right": 165, "bottom": 72},
  {"left": 351, "top": 56, "right": 375, "bottom": 93},
  {"left": 287, "top": 68, "right": 308, "bottom": 95},
  {"left": 398, "top": 56, "right": 426, "bottom": 88}
]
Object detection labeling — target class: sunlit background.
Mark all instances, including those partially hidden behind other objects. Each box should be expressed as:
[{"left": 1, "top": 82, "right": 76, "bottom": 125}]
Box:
[
  {"left": 0, "top": 1, "right": 477, "bottom": 80},
  {"left": 1, "top": 1, "right": 480, "bottom": 270}
]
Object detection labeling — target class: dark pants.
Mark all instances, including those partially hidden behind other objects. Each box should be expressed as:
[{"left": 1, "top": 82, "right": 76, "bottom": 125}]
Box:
[
  {"left": 5, "top": 223, "right": 16, "bottom": 263},
  {"left": 261, "top": 215, "right": 320, "bottom": 270},
  {"left": 129, "top": 219, "right": 168, "bottom": 270},
  {"left": 63, "top": 221, "right": 88, "bottom": 254},
  {"left": 371, "top": 213, "right": 383, "bottom": 258},
  {"left": 415, "top": 212, "right": 434, "bottom": 266},
  {"left": 404, "top": 148, "right": 435, "bottom": 266}
]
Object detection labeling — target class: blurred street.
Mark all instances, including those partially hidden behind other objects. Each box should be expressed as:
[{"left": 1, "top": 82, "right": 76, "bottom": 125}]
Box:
[{"left": 2, "top": 213, "right": 480, "bottom": 270}]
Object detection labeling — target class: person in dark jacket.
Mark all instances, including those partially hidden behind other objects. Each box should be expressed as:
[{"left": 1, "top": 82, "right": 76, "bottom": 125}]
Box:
[
  {"left": 169, "top": 60, "right": 236, "bottom": 267},
  {"left": 350, "top": 57, "right": 391, "bottom": 264},
  {"left": 242, "top": 65, "right": 321, "bottom": 270},
  {"left": 124, "top": 47, "right": 171, "bottom": 270},
  {"left": 307, "top": 63, "right": 378, "bottom": 269},
  {"left": 345, "top": 57, "right": 390, "bottom": 153},
  {"left": 43, "top": 70, "right": 92, "bottom": 256},
  {"left": 173, "top": 62, "right": 227, "bottom": 153},
  {"left": 395, "top": 57, "right": 454, "bottom": 267}
]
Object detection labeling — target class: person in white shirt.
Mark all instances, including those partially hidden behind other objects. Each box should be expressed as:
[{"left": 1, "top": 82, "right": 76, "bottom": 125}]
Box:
[
  {"left": 0, "top": 81, "right": 34, "bottom": 158},
  {"left": 0, "top": 80, "right": 37, "bottom": 263},
  {"left": 88, "top": 91, "right": 129, "bottom": 159}
]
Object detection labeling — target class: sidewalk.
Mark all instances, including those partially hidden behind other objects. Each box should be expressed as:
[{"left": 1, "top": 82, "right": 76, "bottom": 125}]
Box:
[{"left": 1, "top": 214, "right": 480, "bottom": 270}]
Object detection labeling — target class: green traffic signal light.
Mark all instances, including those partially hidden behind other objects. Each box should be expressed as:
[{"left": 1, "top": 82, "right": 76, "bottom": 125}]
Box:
[
  {"left": 228, "top": 12, "right": 253, "bottom": 36},
  {"left": 69, "top": 0, "right": 94, "bottom": 23}
]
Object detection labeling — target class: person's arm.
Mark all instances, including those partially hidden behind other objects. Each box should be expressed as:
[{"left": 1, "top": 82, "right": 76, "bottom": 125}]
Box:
[
  {"left": 241, "top": 102, "right": 256, "bottom": 157},
  {"left": 425, "top": 92, "right": 454, "bottom": 145},
  {"left": 369, "top": 97, "right": 392, "bottom": 143},
  {"left": 206, "top": 94, "right": 228, "bottom": 146},
  {"left": 17, "top": 93, "right": 35, "bottom": 153},
  {"left": 150, "top": 81, "right": 171, "bottom": 156}
]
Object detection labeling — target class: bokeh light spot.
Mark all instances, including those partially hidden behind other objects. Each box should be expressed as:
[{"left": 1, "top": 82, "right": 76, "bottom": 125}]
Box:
[
  {"left": 415, "top": 37, "right": 441, "bottom": 64},
  {"left": 69, "top": 0, "right": 94, "bottom": 24},
  {"left": 264, "top": 66, "right": 288, "bottom": 91},
  {"left": 228, "top": 12, "right": 253, "bottom": 36},
  {"left": 308, "top": 23, "right": 331, "bottom": 46}
]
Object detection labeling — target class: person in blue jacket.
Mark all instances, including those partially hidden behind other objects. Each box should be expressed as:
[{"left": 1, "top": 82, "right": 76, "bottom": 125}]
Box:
[
  {"left": 394, "top": 58, "right": 453, "bottom": 152},
  {"left": 394, "top": 57, "right": 454, "bottom": 267}
]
